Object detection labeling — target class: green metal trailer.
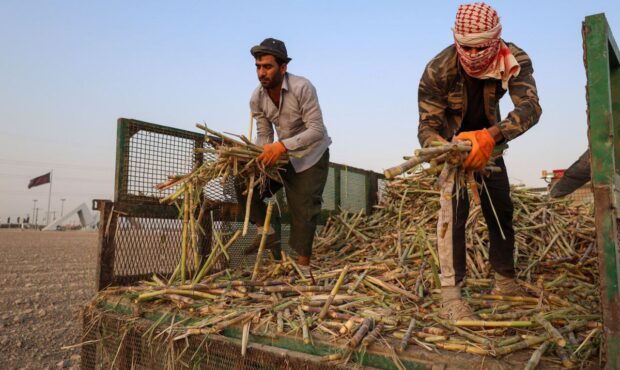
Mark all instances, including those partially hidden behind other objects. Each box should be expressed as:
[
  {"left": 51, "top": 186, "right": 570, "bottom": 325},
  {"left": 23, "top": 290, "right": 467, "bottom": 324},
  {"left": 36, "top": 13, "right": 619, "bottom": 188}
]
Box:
[{"left": 81, "top": 13, "right": 619, "bottom": 369}]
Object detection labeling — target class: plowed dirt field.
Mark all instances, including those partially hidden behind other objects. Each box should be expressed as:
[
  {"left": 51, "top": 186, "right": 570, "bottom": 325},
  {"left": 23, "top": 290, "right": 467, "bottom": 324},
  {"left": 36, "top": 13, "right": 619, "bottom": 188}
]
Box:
[{"left": 0, "top": 230, "right": 97, "bottom": 369}]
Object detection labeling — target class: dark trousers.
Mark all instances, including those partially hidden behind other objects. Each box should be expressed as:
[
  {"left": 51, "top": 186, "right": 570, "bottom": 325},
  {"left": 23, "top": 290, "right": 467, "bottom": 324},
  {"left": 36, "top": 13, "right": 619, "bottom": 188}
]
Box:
[
  {"left": 451, "top": 157, "right": 515, "bottom": 283},
  {"left": 235, "top": 150, "right": 329, "bottom": 258}
]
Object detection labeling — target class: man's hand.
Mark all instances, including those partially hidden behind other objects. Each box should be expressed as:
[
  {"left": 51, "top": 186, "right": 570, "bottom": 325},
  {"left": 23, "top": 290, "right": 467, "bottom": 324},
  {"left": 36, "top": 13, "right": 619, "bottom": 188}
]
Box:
[
  {"left": 454, "top": 129, "right": 495, "bottom": 170},
  {"left": 257, "top": 141, "right": 287, "bottom": 166}
]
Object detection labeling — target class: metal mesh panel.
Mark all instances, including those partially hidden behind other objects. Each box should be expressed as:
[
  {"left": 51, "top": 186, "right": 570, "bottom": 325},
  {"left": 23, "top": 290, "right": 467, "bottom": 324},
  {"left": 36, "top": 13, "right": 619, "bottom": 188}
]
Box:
[
  {"left": 340, "top": 169, "right": 367, "bottom": 212},
  {"left": 547, "top": 179, "right": 594, "bottom": 205},
  {"left": 126, "top": 130, "right": 196, "bottom": 201},
  {"left": 322, "top": 167, "right": 336, "bottom": 210},
  {"left": 108, "top": 211, "right": 294, "bottom": 283},
  {"left": 109, "top": 208, "right": 235, "bottom": 285},
  {"left": 216, "top": 222, "right": 296, "bottom": 268},
  {"left": 568, "top": 183, "right": 594, "bottom": 204},
  {"left": 81, "top": 307, "right": 346, "bottom": 370},
  {"left": 113, "top": 216, "right": 183, "bottom": 277},
  {"left": 119, "top": 120, "right": 235, "bottom": 205}
]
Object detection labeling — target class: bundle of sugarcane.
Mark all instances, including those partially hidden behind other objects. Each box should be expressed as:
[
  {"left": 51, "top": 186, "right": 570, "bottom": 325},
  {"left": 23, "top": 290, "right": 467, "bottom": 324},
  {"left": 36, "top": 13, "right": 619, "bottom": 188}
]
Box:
[
  {"left": 383, "top": 141, "right": 472, "bottom": 179},
  {"left": 95, "top": 170, "right": 601, "bottom": 368},
  {"left": 153, "top": 124, "right": 287, "bottom": 283},
  {"left": 383, "top": 141, "right": 507, "bottom": 179}
]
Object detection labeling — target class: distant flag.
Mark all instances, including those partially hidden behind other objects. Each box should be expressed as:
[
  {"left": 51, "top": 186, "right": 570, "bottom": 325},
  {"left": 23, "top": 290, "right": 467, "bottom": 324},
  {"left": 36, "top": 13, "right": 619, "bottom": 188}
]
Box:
[{"left": 28, "top": 172, "right": 51, "bottom": 189}]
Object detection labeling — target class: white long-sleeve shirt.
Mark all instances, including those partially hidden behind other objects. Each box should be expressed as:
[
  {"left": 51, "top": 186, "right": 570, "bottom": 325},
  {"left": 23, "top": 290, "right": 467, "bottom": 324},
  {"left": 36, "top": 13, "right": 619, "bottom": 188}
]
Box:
[{"left": 250, "top": 73, "right": 331, "bottom": 172}]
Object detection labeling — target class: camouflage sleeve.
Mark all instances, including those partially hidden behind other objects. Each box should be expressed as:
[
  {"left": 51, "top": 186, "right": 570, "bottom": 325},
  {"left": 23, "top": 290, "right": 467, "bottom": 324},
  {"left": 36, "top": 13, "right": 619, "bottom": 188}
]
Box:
[
  {"left": 497, "top": 45, "right": 542, "bottom": 141},
  {"left": 417, "top": 60, "right": 449, "bottom": 148}
]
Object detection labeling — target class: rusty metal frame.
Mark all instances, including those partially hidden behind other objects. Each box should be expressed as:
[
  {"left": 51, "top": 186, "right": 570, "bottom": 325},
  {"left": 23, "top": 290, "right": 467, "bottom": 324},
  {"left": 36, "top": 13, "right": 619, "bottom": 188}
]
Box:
[{"left": 584, "top": 13, "right": 620, "bottom": 367}]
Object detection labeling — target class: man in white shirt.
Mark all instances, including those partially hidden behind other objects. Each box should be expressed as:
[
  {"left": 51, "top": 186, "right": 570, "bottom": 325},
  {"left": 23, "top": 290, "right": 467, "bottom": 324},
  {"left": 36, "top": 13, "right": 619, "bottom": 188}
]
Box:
[{"left": 237, "top": 38, "right": 331, "bottom": 275}]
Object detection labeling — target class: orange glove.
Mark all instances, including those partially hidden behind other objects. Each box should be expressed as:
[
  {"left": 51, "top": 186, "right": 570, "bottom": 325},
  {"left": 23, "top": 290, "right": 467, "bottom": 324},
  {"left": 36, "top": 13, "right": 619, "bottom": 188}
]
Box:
[
  {"left": 257, "top": 141, "right": 287, "bottom": 166},
  {"left": 454, "top": 129, "right": 495, "bottom": 170}
]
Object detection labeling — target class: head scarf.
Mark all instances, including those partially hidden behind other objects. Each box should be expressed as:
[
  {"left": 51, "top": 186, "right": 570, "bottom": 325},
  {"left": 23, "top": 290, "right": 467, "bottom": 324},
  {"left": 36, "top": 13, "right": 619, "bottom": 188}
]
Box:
[{"left": 453, "top": 3, "right": 520, "bottom": 89}]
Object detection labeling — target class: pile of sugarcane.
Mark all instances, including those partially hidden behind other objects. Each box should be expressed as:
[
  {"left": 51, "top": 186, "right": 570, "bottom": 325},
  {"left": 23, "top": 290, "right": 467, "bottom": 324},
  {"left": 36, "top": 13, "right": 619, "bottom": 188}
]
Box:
[{"left": 95, "top": 161, "right": 602, "bottom": 368}]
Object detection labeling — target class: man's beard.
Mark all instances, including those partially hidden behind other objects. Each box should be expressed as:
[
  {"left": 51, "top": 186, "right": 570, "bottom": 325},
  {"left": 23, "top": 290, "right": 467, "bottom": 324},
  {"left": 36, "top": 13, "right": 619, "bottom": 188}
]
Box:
[{"left": 261, "top": 72, "right": 283, "bottom": 89}]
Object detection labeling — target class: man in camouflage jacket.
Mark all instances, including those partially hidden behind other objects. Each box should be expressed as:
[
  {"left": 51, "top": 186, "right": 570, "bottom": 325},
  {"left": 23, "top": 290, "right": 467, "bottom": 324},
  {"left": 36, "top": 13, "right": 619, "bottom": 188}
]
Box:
[{"left": 417, "top": 2, "right": 542, "bottom": 320}]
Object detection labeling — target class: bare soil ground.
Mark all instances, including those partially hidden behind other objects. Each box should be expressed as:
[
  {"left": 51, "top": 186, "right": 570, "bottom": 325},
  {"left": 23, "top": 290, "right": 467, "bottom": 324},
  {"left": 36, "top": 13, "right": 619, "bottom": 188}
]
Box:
[{"left": 0, "top": 230, "right": 97, "bottom": 369}]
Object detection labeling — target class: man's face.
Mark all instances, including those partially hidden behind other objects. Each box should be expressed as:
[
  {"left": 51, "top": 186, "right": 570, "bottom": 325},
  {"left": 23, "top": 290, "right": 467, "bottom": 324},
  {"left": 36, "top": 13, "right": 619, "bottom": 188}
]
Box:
[
  {"left": 461, "top": 45, "right": 489, "bottom": 57},
  {"left": 255, "top": 54, "right": 286, "bottom": 89}
]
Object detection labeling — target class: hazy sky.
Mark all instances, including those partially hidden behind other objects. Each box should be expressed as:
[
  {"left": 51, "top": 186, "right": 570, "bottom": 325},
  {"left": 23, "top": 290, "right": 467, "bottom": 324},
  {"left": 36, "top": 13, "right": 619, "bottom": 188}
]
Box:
[{"left": 1, "top": 1, "right": 619, "bottom": 222}]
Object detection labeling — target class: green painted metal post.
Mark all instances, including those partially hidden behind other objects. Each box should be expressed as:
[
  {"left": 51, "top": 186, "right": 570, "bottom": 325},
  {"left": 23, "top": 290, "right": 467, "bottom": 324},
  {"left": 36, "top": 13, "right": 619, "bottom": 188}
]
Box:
[
  {"left": 584, "top": 13, "right": 620, "bottom": 368},
  {"left": 334, "top": 167, "right": 342, "bottom": 210},
  {"left": 114, "top": 119, "right": 129, "bottom": 203}
]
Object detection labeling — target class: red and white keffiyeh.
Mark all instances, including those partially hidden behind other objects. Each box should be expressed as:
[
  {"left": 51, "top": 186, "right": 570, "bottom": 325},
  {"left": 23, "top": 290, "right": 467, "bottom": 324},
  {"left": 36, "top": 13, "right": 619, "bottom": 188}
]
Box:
[{"left": 452, "top": 2, "right": 520, "bottom": 89}]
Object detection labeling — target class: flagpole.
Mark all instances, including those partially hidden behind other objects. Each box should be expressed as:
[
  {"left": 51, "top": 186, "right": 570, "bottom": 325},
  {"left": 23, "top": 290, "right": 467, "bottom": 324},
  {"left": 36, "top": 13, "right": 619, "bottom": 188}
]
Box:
[{"left": 46, "top": 170, "right": 52, "bottom": 226}]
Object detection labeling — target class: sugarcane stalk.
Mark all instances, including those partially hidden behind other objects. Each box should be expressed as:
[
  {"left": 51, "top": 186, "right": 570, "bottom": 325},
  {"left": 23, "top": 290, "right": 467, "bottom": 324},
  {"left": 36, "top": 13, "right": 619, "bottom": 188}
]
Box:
[
  {"left": 320, "top": 352, "right": 343, "bottom": 362},
  {"left": 523, "top": 341, "right": 551, "bottom": 370},
  {"left": 495, "top": 321, "right": 587, "bottom": 356},
  {"left": 520, "top": 281, "right": 588, "bottom": 313},
  {"left": 420, "top": 334, "right": 447, "bottom": 343},
  {"left": 163, "top": 294, "right": 196, "bottom": 307},
  {"left": 193, "top": 229, "right": 241, "bottom": 283},
  {"left": 319, "top": 265, "right": 350, "bottom": 320},
  {"left": 137, "top": 288, "right": 218, "bottom": 301},
  {"left": 347, "top": 270, "right": 369, "bottom": 294},
  {"left": 414, "top": 143, "right": 471, "bottom": 157},
  {"left": 242, "top": 173, "right": 255, "bottom": 236},
  {"left": 435, "top": 342, "right": 489, "bottom": 355},
  {"left": 300, "top": 305, "right": 362, "bottom": 322},
  {"left": 180, "top": 189, "right": 189, "bottom": 282},
  {"left": 167, "top": 263, "right": 181, "bottom": 286},
  {"left": 362, "top": 322, "right": 384, "bottom": 348},
  {"left": 349, "top": 318, "right": 373, "bottom": 349},
  {"left": 422, "top": 326, "right": 447, "bottom": 335},
  {"left": 365, "top": 275, "right": 419, "bottom": 301},
  {"left": 241, "top": 321, "right": 251, "bottom": 356},
  {"left": 398, "top": 318, "right": 416, "bottom": 352},
  {"left": 534, "top": 314, "right": 566, "bottom": 347},
  {"left": 276, "top": 311, "right": 284, "bottom": 334},
  {"left": 432, "top": 316, "right": 491, "bottom": 346},
  {"left": 479, "top": 308, "right": 541, "bottom": 321},
  {"left": 284, "top": 252, "right": 310, "bottom": 282},
  {"left": 297, "top": 306, "right": 310, "bottom": 344},
  {"left": 340, "top": 317, "right": 356, "bottom": 335},
  {"left": 555, "top": 346, "right": 574, "bottom": 368},
  {"left": 570, "top": 327, "right": 600, "bottom": 360},
  {"left": 472, "top": 294, "right": 539, "bottom": 303},
  {"left": 251, "top": 201, "right": 274, "bottom": 280},
  {"left": 209, "top": 311, "right": 257, "bottom": 335},
  {"left": 187, "top": 183, "right": 198, "bottom": 271},
  {"left": 454, "top": 320, "right": 532, "bottom": 328},
  {"left": 384, "top": 154, "right": 431, "bottom": 179},
  {"left": 497, "top": 335, "right": 522, "bottom": 347},
  {"left": 335, "top": 214, "right": 369, "bottom": 241}
]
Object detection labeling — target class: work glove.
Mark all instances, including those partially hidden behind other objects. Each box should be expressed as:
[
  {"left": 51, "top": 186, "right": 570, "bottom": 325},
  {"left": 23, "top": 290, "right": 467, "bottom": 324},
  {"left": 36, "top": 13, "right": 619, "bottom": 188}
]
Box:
[
  {"left": 257, "top": 141, "right": 287, "bottom": 166},
  {"left": 454, "top": 129, "right": 495, "bottom": 171}
]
